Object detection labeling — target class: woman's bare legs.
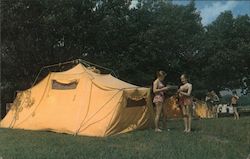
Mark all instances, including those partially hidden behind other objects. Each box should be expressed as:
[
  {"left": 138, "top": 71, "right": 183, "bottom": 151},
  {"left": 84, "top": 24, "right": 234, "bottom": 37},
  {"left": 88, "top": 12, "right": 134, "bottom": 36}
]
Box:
[
  {"left": 187, "top": 105, "right": 192, "bottom": 132},
  {"left": 182, "top": 105, "right": 188, "bottom": 132},
  {"left": 155, "top": 102, "right": 163, "bottom": 132},
  {"left": 233, "top": 107, "right": 239, "bottom": 120},
  {"left": 162, "top": 103, "right": 167, "bottom": 129}
]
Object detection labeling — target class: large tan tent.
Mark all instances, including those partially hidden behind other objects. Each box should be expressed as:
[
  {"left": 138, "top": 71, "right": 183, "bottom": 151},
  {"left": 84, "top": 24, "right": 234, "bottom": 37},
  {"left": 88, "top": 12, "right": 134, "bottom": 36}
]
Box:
[{"left": 0, "top": 63, "right": 154, "bottom": 137}]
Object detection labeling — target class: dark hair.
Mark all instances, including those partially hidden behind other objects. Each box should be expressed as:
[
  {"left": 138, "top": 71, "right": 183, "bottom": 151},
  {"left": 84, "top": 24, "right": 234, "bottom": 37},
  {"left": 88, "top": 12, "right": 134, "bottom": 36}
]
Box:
[
  {"left": 156, "top": 70, "right": 166, "bottom": 78},
  {"left": 181, "top": 73, "right": 189, "bottom": 80}
]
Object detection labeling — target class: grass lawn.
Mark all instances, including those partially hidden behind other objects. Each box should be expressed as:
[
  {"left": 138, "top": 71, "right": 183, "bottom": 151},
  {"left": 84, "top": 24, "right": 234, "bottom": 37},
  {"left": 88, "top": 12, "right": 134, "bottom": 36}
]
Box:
[{"left": 0, "top": 117, "right": 250, "bottom": 159}]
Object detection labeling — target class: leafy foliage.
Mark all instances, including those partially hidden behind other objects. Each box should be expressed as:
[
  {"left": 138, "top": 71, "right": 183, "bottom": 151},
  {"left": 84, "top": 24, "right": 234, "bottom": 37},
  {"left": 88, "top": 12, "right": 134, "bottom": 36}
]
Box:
[{"left": 1, "top": 0, "right": 250, "bottom": 117}]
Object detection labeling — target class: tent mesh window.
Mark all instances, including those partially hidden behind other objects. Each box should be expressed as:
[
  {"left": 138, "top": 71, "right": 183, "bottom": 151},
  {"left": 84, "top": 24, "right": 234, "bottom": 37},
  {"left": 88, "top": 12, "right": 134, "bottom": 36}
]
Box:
[
  {"left": 126, "top": 98, "right": 146, "bottom": 107},
  {"left": 52, "top": 80, "right": 78, "bottom": 90}
]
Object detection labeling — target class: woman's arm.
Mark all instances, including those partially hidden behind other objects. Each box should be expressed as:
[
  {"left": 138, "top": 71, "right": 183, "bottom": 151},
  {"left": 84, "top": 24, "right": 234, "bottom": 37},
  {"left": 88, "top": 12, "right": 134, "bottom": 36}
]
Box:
[{"left": 180, "top": 84, "right": 192, "bottom": 96}]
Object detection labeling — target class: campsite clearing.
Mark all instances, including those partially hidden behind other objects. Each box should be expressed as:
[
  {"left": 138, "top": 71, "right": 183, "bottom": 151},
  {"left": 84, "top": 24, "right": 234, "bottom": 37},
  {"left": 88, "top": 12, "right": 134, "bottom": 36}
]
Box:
[{"left": 0, "top": 117, "right": 249, "bottom": 159}]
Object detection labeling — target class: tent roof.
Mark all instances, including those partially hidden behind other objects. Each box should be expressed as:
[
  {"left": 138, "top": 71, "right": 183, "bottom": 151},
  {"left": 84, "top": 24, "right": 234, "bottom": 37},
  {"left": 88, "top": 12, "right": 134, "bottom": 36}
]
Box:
[{"left": 52, "top": 63, "right": 140, "bottom": 90}]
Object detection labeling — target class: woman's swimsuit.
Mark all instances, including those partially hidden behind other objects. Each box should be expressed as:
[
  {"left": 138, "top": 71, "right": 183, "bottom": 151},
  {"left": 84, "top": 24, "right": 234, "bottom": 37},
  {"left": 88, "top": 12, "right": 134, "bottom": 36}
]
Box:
[{"left": 153, "top": 81, "right": 165, "bottom": 103}]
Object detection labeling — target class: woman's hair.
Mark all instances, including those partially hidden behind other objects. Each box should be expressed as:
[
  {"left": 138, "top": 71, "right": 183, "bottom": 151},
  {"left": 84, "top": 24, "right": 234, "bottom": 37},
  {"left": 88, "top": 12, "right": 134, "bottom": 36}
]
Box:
[
  {"left": 156, "top": 70, "right": 167, "bottom": 78},
  {"left": 181, "top": 73, "right": 189, "bottom": 81}
]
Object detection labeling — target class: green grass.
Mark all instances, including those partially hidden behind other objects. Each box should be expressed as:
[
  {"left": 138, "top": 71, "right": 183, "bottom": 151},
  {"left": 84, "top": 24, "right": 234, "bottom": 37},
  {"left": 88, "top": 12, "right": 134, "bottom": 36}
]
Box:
[{"left": 1, "top": 117, "right": 250, "bottom": 159}]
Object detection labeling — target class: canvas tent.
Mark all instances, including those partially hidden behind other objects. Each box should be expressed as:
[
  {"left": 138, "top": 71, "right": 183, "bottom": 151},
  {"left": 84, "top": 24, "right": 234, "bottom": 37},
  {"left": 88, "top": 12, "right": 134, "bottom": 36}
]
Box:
[
  {"left": 164, "top": 96, "right": 213, "bottom": 118},
  {"left": 0, "top": 63, "right": 154, "bottom": 137}
]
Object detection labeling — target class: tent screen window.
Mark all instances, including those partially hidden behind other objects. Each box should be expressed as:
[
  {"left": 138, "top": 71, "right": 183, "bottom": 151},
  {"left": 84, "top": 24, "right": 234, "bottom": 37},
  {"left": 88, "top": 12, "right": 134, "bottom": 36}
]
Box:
[
  {"left": 126, "top": 98, "right": 146, "bottom": 107},
  {"left": 52, "top": 80, "right": 78, "bottom": 90}
]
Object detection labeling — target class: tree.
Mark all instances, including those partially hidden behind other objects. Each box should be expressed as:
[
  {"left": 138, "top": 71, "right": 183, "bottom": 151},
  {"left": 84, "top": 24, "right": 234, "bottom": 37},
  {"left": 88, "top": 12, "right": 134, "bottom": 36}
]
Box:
[
  {"left": 1, "top": 0, "right": 249, "bottom": 117},
  {"left": 199, "top": 11, "right": 250, "bottom": 91}
]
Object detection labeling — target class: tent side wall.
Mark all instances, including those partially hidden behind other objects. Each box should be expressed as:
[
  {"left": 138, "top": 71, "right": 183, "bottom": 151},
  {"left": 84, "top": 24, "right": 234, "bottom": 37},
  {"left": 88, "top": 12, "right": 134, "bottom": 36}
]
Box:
[
  {"left": 23, "top": 73, "right": 93, "bottom": 134},
  {"left": 0, "top": 74, "right": 52, "bottom": 128},
  {"left": 104, "top": 89, "right": 154, "bottom": 136},
  {"left": 76, "top": 87, "right": 124, "bottom": 137}
]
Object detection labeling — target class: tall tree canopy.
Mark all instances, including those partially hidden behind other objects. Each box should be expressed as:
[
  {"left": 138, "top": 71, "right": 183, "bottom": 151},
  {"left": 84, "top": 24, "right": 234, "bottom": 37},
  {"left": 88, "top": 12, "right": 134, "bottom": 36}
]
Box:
[{"left": 1, "top": 0, "right": 250, "bottom": 117}]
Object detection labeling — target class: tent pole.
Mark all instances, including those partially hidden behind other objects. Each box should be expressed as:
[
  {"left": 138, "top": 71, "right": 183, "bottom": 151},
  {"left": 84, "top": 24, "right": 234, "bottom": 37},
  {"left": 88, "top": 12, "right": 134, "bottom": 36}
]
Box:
[
  {"left": 31, "top": 60, "right": 78, "bottom": 86},
  {"left": 32, "top": 59, "right": 117, "bottom": 86},
  {"left": 79, "top": 59, "right": 118, "bottom": 77}
]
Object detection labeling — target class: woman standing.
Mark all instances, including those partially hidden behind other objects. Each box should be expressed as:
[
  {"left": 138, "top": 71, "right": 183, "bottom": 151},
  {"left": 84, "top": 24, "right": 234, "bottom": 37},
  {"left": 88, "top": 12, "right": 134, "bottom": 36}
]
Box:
[
  {"left": 153, "top": 71, "right": 169, "bottom": 132},
  {"left": 178, "top": 74, "right": 193, "bottom": 133}
]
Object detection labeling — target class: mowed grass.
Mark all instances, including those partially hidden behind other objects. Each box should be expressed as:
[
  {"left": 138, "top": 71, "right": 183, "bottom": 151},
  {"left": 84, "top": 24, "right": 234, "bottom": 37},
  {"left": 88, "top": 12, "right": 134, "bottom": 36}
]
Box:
[{"left": 0, "top": 117, "right": 250, "bottom": 159}]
